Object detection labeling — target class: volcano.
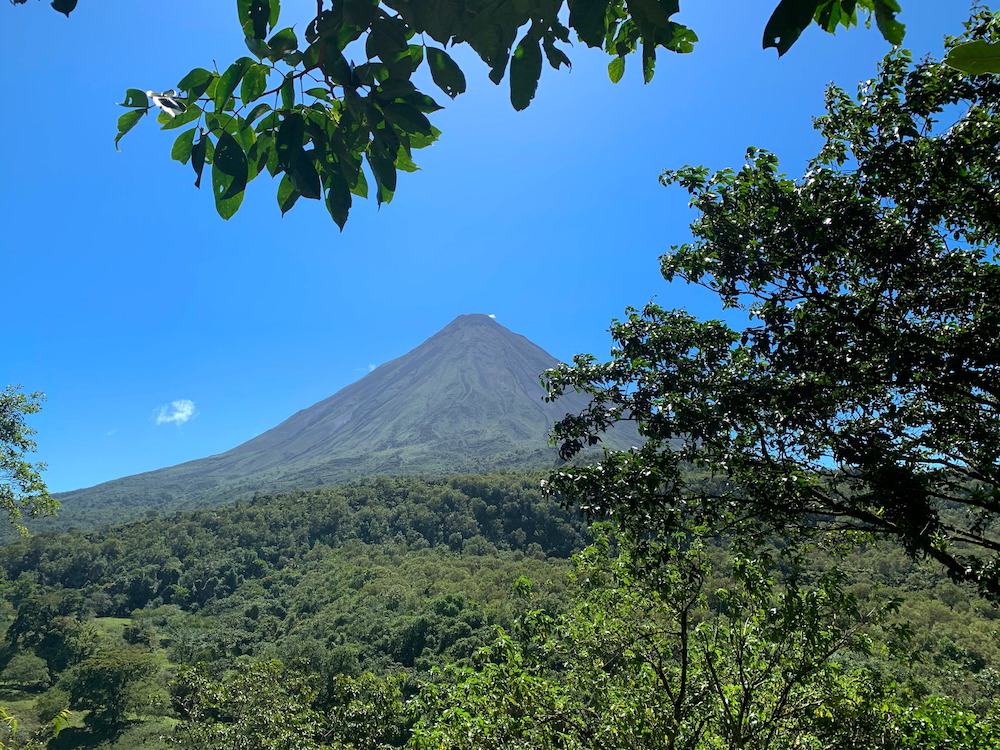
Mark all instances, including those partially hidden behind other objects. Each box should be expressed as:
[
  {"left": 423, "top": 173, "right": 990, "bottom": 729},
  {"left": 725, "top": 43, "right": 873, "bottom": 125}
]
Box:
[{"left": 52, "top": 315, "right": 637, "bottom": 523}]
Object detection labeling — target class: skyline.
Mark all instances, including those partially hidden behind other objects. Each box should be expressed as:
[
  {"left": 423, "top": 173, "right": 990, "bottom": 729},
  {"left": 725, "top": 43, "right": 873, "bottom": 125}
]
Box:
[{"left": 2, "top": 0, "right": 973, "bottom": 493}]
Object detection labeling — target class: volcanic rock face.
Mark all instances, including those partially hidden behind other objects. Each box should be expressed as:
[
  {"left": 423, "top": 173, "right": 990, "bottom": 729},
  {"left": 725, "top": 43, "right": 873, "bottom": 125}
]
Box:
[{"left": 54, "top": 314, "right": 637, "bottom": 518}]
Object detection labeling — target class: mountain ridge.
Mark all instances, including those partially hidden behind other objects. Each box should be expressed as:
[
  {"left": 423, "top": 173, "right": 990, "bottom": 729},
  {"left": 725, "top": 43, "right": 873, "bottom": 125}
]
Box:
[{"left": 47, "top": 315, "right": 637, "bottom": 528}]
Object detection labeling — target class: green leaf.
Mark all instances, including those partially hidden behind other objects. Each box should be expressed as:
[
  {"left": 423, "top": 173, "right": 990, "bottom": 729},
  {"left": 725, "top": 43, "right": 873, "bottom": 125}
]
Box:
[
  {"left": 114, "top": 109, "right": 145, "bottom": 150},
  {"left": 367, "top": 17, "right": 409, "bottom": 63},
  {"left": 212, "top": 133, "right": 248, "bottom": 218},
  {"left": 642, "top": 42, "right": 655, "bottom": 83},
  {"left": 396, "top": 146, "right": 419, "bottom": 173},
  {"left": 426, "top": 47, "right": 467, "bottom": 99},
  {"left": 50, "top": 0, "right": 76, "bottom": 16},
  {"left": 408, "top": 126, "right": 440, "bottom": 150},
  {"left": 246, "top": 103, "right": 272, "bottom": 124},
  {"left": 214, "top": 132, "right": 249, "bottom": 195},
  {"left": 763, "top": 0, "right": 822, "bottom": 55},
  {"left": 943, "top": 40, "right": 1000, "bottom": 75},
  {"left": 244, "top": 35, "right": 271, "bottom": 59},
  {"left": 325, "top": 168, "right": 352, "bottom": 230},
  {"left": 177, "top": 68, "right": 214, "bottom": 100},
  {"left": 241, "top": 63, "right": 269, "bottom": 103},
  {"left": 872, "top": 0, "right": 904, "bottom": 46},
  {"left": 277, "top": 173, "right": 300, "bottom": 215},
  {"left": 191, "top": 131, "right": 208, "bottom": 188},
  {"left": 350, "top": 168, "right": 369, "bottom": 198},
  {"left": 543, "top": 36, "right": 572, "bottom": 70},
  {"left": 510, "top": 29, "right": 543, "bottom": 111},
  {"left": 248, "top": 132, "right": 275, "bottom": 176},
  {"left": 280, "top": 72, "right": 296, "bottom": 109},
  {"left": 381, "top": 102, "right": 432, "bottom": 135},
  {"left": 276, "top": 112, "right": 305, "bottom": 169},
  {"left": 305, "top": 87, "right": 334, "bottom": 100},
  {"left": 608, "top": 56, "right": 625, "bottom": 83},
  {"left": 268, "top": 27, "right": 298, "bottom": 59},
  {"left": 206, "top": 113, "right": 241, "bottom": 137},
  {"left": 215, "top": 58, "right": 253, "bottom": 111},
  {"left": 367, "top": 148, "right": 396, "bottom": 204},
  {"left": 171, "top": 128, "right": 197, "bottom": 163},
  {"left": 289, "top": 153, "right": 321, "bottom": 199},
  {"left": 158, "top": 104, "right": 202, "bottom": 130},
  {"left": 238, "top": 0, "right": 273, "bottom": 39},
  {"left": 567, "top": 0, "right": 610, "bottom": 48},
  {"left": 119, "top": 89, "right": 149, "bottom": 108}
]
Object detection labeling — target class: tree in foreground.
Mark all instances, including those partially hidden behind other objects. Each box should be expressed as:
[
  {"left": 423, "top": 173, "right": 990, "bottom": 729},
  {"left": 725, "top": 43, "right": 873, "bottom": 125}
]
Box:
[
  {"left": 18, "top": 0, "right": 907, "bottom": 226},
  {"left": 411, "top": 537, "right": 996, "bottom": 750},
  {"left": 545, "top": 11, "right": 1000, "bottom": 594},
  {"left": 0, "top": 386, "right": 56, "bottom": 535}
]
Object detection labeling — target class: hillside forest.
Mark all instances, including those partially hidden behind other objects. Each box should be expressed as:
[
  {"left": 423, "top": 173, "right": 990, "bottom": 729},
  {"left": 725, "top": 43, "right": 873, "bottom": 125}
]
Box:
[{"left": 0, "top": 473, "right": 999, "bottom": 749}]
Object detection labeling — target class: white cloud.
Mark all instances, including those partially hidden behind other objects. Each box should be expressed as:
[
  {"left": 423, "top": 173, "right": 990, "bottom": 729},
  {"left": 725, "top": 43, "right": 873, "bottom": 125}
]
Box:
[
  {"left": 368, "top": 363, "right": 376, "bottom": 372},
  {"left": 155, "top": 399, "right": 197, "bottom": 426},
  {"left": 488, "top": 314, "right": 496, "bottom": 319},
  {"left": 105, "top": 428, "right": 118, "bottom": 437}
]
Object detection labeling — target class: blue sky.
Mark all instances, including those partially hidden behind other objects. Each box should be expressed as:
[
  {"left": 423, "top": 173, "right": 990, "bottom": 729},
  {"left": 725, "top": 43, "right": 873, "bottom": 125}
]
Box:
[{"left": 2, "top": 0, "right": 974, "bottom": 493}]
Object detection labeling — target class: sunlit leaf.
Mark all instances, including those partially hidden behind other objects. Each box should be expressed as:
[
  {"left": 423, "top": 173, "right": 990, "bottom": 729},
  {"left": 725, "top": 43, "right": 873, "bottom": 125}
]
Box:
[{"left": 114, "top": 109, "right": 144, "bottom": 150}]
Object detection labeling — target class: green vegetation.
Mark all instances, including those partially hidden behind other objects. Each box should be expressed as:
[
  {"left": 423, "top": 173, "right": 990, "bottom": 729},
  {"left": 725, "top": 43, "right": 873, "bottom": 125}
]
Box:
[
  {"left": 0, "top": 387, "right": 56, "bottom": 536},
  {"left": 0, "top": 472, "right": 994, "bottom": 748},
  {"left": 19, "top": 0, "right": 908, "bottom": 225},
  {"left": 546, "top": 9, "right": 1000, "bottom": 594}
]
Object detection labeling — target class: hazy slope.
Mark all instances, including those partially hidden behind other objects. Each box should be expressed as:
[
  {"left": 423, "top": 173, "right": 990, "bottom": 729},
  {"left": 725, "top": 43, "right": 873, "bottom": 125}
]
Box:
[{"left": 51, "top": 315, "right": 638, "bottom": 523}]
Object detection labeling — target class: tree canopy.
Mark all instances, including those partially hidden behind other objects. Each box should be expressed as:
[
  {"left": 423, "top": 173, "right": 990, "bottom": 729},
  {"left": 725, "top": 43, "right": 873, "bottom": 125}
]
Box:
[
  {"left": 16, "top": 0, "right": 912, "bottom": 227},
  {"left": 545, "top": 11, "right": 1000, "bottom": 595},
  {"left": 0, "top": 386, "right": 56, "bottom": 534}
]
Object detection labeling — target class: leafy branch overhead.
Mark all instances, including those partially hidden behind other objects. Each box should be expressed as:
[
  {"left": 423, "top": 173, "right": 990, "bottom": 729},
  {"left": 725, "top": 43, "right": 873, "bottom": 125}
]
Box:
[{"left": 91, "top": 0, "right": 907, "bottom": 226}]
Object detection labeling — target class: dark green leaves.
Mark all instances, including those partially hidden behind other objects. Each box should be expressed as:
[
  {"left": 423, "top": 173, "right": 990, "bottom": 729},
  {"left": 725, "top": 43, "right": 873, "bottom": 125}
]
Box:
[
  {"left": 191, "top": 131, "right": 208, "bottom": 188},
  {"left": 238, "top": 0, "right": 278, "bottom": 39},
  {"left": 241, "top": 63, "right": 269, "bottom": 103},
  {"left": 171, "top": 129, "right": 197, "bottom": 163},
  {"left": 178, "top": 68, "right": 215, "bottom": 100},
  {"left": 510, "top": 27, "right": 543, "bottom": 110},
  {"left": 944, "top": 40, "right": 1000, "bottom": 75},
  {"left": 872, "top": 0, "right": 905, "bottom": 46},
  {"left": 116, "top": 0, "right": 919, "bottom": 226},
  {"left": 268, "top": 27, "right": 299, "bottom": 60},
  {"left": 114, "top": 109, "right": 145, "bottom": 150},
  {"left": 50, "top": 0, "right": 76, "bottom": 16},
  {"left": 212, "top": 132, "right": 249, "bottom": 218},
  {"left": 426, "top": 47, "right": 466, "bottom": 98},
  {"left": 765, "top": 0, "right": 905, "bottom": 55},
  {"left": 119, "top": 89, "right": 149, "bottom": 108},
  {"left": 568, "top": 0, "right": 612, "bottom": 48},
  {"left": 763, "top": 0, "right": 823, "bottom": 55},
  {"left": 215, "top": 58, "right": 253, "bottom": 111}
]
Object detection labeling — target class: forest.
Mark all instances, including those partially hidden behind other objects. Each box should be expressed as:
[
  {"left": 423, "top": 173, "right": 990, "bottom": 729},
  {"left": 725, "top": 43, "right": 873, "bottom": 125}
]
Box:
[{"left": 0, "top": 472, "right": 995, "bottom": 748}]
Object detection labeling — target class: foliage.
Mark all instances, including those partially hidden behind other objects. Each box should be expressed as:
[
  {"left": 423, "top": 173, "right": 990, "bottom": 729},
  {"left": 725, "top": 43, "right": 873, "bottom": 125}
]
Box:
[
  {"left": 945, "top": 10, "right": 1000, "bottom": 74},
  {"left": 171, "top": 660, "right": 407, "bottom": 750},
  {"left": 545, "top": 11, "right": 1000, "bottom": 595},
  {"left": 18, "top": 0, "right": 904, "bottom": 226},
  {"left": 64, "top": 650, "right": 158, "bottom": 731},
  {"left": 0, "top": 654, "right": 50, "bottom": 690},
  {"left": 171, "top": 660, "right": 329, "bottom": 749},
  {"left": 0, "top": 704, "right": 68, "bottom": 750},
  {"left": 411, "top": 536, "right": 920, "bottom": 750},
  {"left": 0, "top": 387, "right": 56, "bottom": 535}
]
